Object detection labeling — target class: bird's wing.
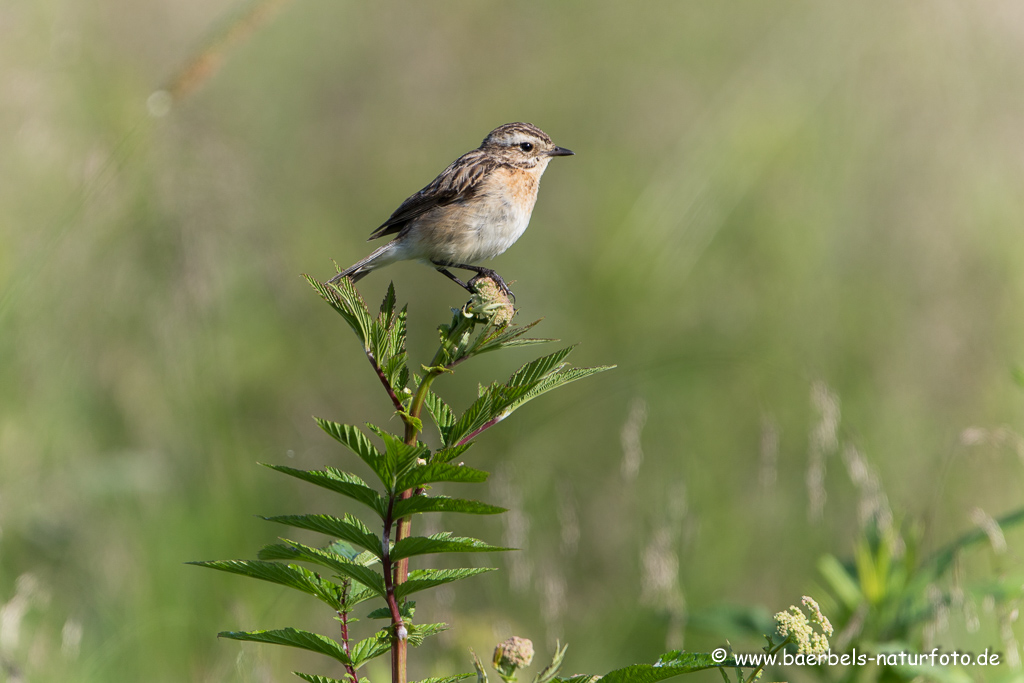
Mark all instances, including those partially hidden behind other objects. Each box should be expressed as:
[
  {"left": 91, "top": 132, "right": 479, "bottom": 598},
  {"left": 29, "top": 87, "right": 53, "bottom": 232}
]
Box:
[{"left": 367, "top": 149, "right": 494, "bottom": 241}]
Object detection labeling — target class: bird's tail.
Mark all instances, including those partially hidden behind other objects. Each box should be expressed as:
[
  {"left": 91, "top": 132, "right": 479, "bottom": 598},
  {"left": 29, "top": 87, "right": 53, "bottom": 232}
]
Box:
[{"left": 326, "top": 240, "right": 400, "bottom": 285}]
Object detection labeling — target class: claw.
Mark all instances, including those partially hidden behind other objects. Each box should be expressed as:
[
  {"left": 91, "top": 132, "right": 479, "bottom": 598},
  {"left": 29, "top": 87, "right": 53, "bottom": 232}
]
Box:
[{"left": 469, "top": 270, "right": 515, "bottom": 303}]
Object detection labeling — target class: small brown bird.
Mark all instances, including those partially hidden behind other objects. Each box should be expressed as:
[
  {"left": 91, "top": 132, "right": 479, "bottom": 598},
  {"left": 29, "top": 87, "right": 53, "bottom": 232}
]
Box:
[{"left": 327, "top": 122, "right": 574, "bottom": 298}]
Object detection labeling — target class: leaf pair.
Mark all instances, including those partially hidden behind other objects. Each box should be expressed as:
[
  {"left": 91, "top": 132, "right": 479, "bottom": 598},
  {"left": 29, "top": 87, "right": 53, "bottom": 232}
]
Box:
[{"left": 299, "top": 422, "right": 498, "bottom": 505}]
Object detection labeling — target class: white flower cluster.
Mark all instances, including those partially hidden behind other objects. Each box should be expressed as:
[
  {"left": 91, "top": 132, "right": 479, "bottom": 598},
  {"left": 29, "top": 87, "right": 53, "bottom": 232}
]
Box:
[{"left": 775, "top": 596, "right": 834, "bottom": 656}]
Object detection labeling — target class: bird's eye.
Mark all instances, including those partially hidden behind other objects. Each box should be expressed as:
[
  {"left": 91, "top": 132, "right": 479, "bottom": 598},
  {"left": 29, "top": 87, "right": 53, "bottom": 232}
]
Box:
[{"left": 518, "top": 142, "right": 534, "bottom": 152}]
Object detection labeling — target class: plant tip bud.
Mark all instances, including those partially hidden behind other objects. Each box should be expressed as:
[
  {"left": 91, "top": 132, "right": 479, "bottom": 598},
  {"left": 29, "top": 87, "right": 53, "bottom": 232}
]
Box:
[{"left": 494, "top": 636, "right": 534, "bottom": 673}]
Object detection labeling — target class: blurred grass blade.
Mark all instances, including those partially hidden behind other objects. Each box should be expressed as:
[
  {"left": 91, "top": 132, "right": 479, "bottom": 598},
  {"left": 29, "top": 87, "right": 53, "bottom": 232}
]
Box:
[{"left": 159, "top": 0, "right": 294, "bottom": 105}]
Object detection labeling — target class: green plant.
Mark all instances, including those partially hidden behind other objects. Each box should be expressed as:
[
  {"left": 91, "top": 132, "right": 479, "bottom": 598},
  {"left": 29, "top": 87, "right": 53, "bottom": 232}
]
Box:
[
  {"left": 190, "top": 275, "right": 1024, "bottom": 683},
  {"left": 811, "top": 509, "right": 1024, "bottom": 682},
  {"left": 191, "top": 276, "right": 614, "bottom": 683},
  {"left": 699, "top": 497, "right": 1024, "bottom": 682}
]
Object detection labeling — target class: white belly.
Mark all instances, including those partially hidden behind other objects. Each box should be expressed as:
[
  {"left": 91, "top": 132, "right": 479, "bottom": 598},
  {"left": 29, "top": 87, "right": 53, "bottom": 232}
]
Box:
[
  {"left": 464, "top": 198, "right": 532, "bottom": 262},
  {"left": 405, "top": 195, "right": 535, "bottom": 265}
]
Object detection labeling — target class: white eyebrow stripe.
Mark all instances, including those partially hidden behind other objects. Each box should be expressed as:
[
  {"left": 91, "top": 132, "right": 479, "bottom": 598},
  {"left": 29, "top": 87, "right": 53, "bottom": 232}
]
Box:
[{"left": 502, "top": 132, "right": 537, "bottom": 146}]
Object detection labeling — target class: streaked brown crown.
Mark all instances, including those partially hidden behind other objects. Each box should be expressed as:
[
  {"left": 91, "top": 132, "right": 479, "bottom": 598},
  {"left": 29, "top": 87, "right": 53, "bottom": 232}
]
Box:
[{"left": 481, "top": 122, "right": 553, "bottom": 148}]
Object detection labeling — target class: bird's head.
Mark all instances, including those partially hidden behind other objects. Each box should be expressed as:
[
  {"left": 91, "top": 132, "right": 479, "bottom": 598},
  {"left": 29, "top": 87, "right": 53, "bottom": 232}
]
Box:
[{"left": 481, "top": 122, "right": 574, "bottom": 169}]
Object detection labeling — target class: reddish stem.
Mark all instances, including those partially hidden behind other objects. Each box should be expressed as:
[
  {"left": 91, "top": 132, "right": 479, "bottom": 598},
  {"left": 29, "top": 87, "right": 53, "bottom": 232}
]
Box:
[
  {"left": 339, "top": 604, "right": 358, "bottom": 683},
  {"left": 366, "top": 350, "right": 405, "bottom": 413},
  {"left": 456, "top": 413, "right": 507, "bottom": 447}
]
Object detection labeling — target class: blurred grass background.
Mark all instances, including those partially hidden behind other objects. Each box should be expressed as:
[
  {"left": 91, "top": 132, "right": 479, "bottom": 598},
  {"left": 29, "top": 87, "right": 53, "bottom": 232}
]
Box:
[{"left": 3, "top": 0, "right": 1024, "bottom": 680}]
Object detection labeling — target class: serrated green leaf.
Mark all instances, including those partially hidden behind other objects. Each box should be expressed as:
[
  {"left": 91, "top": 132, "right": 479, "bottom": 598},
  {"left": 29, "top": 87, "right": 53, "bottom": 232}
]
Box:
[
  {"left": 189, "top": 559, "right": 345, "bottom": 609},
  {"left": 220, "top": 627, "right": 352, "bottom": 665},
  {"left": 339, "top": 279, "right": 377, "bottom": 351},
  {"left": 365, "top": 606, "right": 389, "bottom": 620},
  {"left": 391, "top": 494, "right": 505, "bottom": 518},
  {"left": 366, "top": 601, "right": 415, "bottom": 620},
  {"left": 411, "top": 674, "right": 474, "bottom": 683},
  {"left": 472, "top": 318, "right": 548, "bottom": 353},
  {"left": 424, "top": 390, "right": 457, "bottom": 445},
  {"left": 310, "top": 275, "right": 375, "bottom": 351},
  {"left": 431, "top": 443, "right": 473, "bottom": 464},
  {"left": 407, "top": 621, "right": 448, "bottom": 646},
  {"left": 393, "top": 305, "right": 408, "bottom": 351},
  {"left": 352, "top": 549, "right": 378, "bottom": 566},
  {"left": 395, "top": 567, "right": 496, "bottom": 599},
  {"left": 316, "top": 420, "right": 387, "bottom": 481},
  {"left": 379, "top": 281, "right": 397, "bottom": 321},
  {"left": 395, "top": 462, "right": 489, "bottom": 492},
  {"left": 256, "top": 540, "right": 385, "bottom": 600},
  {"left": 294, "top": 673, "right": 348, "bottom": 683},
  {"left": 264, "top": 465, "right": 387, "bottom": 519},
  {"left": 382, "top": 352, "right": 409, "bottom": 393},
  {"left": 445, "top": 383, "right": 537, "bottom": 446},
  {"left": 509, "top": 366, "right": 615, "bottom": 414},
  {"left": 491, "top": 336, "right": 554, "bottom": 349},
  {"left": 391, "top": 533, "right": 509, "bottom": 562},
  {"left": 507, "top": 346, "right": 576, "bottom": 388},
  {"left": 445, "top": 398, "right": 490, "bottom": 446},
  {"left": 366, "top": 425, "right": 429, "bottom": 486},
  {"left": 372, "top": 284, "right": 407, "bottom": 376},
  {"left": 349, "top": 629, "right": 392, "bottom": 667},
  {"left": 264, "top": 514, "right": 382, "bottom": 559},
  {"left": 597, "top": 652, "right": 724, "bottom": 683},
  {"left": 325, "top": 539, "right": 364, "bottom": 562},
  {"left": 398, "top": 412, "right": 424, "bottom": 433}
]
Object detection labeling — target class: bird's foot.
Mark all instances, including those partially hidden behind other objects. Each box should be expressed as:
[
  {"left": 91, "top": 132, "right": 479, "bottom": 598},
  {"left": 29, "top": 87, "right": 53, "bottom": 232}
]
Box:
[{"left": 469, "top": 269, "right": 515, "bottom": 303}]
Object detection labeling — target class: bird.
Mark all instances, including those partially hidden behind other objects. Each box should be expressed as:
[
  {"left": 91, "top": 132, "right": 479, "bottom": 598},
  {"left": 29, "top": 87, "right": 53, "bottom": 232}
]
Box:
[{"left": 327, "top": 122, "right": 574, "bottom": 299}]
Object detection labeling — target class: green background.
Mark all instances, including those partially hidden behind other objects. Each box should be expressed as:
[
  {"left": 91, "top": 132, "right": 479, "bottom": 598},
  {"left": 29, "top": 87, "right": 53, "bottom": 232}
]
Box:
[{"left": 2, "top": 1, "right": 1024, "bottom": 680}]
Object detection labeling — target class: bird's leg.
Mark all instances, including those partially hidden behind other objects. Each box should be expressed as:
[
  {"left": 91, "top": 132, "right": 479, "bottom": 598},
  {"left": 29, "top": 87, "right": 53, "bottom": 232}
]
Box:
[
  {"left": 432, "top": 261, "right": 515, "bottom": 302},
  {"left": 433, "top": 264, "right": 474, "bottom": 292}
]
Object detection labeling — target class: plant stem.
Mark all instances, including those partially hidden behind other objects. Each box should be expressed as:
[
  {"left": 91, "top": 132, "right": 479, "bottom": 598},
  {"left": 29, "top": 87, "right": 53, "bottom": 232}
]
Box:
[
  {"left": 338, "top": 582, "right": 358, "bottom": 683},
  {"left": 377, "top": 305, "right": 480, "bottom": 683},
  {"left": 366, "top": 350, "right": 406, "bottom": 414},
  {"left": 381, "top": 492, "right": 407, "bottom": 683},
  {"left": 456, "top": 412, "right": 507, "bottom": 447},
  {"left": 404, "top": 369, "right": 442, "bottom": 443},
  {"left": 390, "top": 366, "right": 444, "bottom": 683}
]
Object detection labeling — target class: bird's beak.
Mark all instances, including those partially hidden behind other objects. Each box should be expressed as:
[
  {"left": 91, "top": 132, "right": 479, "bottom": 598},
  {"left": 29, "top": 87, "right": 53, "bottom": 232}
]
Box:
[{"left": 547, "top": 146, "right": 575, "bottom": 157}]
